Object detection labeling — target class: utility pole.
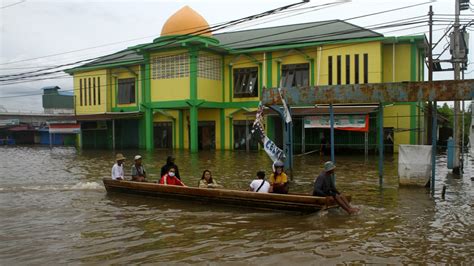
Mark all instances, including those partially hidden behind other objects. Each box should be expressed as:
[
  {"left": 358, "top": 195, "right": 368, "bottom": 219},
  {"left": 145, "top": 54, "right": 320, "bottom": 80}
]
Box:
[
  {"left": 428, "top": 6, "right": 433, "bottom": 145},
  {"left": 452, "top": 0, "right": 462, "bottom": 175}
]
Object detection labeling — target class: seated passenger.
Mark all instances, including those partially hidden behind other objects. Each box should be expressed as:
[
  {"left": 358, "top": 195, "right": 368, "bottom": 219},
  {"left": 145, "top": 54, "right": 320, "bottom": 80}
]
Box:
[
  {"left": 131, "top": 155, "right": 147, "bottom": 182},
  {"left": 313, "top": 161, "right": 359, "bottom": 215},
  {"left": 111, "top": 153, "right": 126, "bottom": 180},
  {"left": 249, "top": 171, "right": 270, "bottom": 193},
  {"left": 159, "top": 167, "right": 185, "bottom": 186},
  {"left": 269, "top": 161, "right": 289, "bottom": 194},
  {"left": 198, "top": 170, "right": 222, "bottom": 188}
]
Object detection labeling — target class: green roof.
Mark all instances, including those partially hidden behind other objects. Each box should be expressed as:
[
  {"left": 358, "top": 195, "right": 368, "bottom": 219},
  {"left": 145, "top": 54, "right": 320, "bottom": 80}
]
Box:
[
  {"left": 67, "top": 20, "right": 425, "bottom": 73},
  {"left": 214, "top": 20, "right": 382, "bottom": 50}
]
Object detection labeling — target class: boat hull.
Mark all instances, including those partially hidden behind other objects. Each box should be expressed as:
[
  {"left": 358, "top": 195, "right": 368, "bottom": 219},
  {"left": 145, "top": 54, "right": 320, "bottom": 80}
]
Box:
[{"left": 103, "top": 178, "right": 350, "bottom": 213}]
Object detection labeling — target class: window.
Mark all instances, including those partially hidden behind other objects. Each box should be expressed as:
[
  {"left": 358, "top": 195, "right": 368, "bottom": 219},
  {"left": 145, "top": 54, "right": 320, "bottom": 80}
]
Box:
[
  {"left": 198, "top": 53, "right": 221, "bottom": 80},
  {"left": 363, "top": 53, "right": 368, "bottom": 84},
  {"left": 118, "top": 78, "right": 136, "bottom": 104},
  {"left": 328, "top": 56, "right": 333, "bottom": 85},
  {"left": 79, "top": 79, "right": 83, "bottom": 106},
  {"left": 354, "top": 54, "right": 359, "bottom": 84},
  {"left": 88, "top": 78, "right": 92, "bottom": 106},
  {"left": 345, "top": 55, "right": 350, "bottom": 85},
  {"left": 151, "top": 54, "right": 189, "bottom": 79},
  {"left": 337, "top": 56, "right": 341, "bottom": 85},
  {"left": 233, "top": 67, "right": 258, "bottom": 98},
  {"left": 83, "top": 78, "right": 88, "bottom": 106},
  {"left": 281, "top": 63, "right": 309, "bottom": 88},
  {"left": 97, "top": 77, "right": 101, "bottom": 105},
  {"left": 93, "top": 77, "right": 96, "bottom": 105}
]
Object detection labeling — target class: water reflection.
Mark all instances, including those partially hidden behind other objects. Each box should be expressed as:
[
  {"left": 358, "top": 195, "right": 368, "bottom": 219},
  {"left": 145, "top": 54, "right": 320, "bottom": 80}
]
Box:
[{"left": 0, "top": 146, "right": 472, "bottom": 264}]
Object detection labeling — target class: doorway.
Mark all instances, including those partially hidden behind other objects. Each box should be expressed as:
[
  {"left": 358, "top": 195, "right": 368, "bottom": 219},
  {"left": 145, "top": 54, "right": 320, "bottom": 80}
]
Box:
[
  {"left": 154, "top": 122, "right": 172, "bottom": 149},
  {"left": 198, "top": 121, "right": 215, "bottom": 150}
]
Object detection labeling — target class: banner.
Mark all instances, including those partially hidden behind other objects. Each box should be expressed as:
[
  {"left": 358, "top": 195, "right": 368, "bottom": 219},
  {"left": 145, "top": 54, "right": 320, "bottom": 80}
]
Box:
[
  {"left": 252, "top": 102, "right": 286, "bottom": 163},
  {"left": 304, "top": 115, "right": 369, "bottom": 132},
  {"left": 278, "top": 87, "right": 292, "bottom": 124}
]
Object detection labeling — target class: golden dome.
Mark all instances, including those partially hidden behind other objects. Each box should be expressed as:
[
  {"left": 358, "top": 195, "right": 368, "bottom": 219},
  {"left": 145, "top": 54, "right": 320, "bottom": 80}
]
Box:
[{"left": 161, "top": 6, "right": 212, "bottom": 37}]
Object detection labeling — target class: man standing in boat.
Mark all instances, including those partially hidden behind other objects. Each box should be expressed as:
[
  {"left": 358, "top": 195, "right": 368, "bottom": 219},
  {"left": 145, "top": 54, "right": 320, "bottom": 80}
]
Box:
[
  {"left": 313, "top": 161, "right": 359, "bottom": 215},
  {"left": 131, "top": 155, "right": 147, "bottom": 182},
  {"left": 160, "top": 155, "right": 181, "bottom": 180},
  {"left": 111, "top": 153, "right": 126, "bottom": 180}
]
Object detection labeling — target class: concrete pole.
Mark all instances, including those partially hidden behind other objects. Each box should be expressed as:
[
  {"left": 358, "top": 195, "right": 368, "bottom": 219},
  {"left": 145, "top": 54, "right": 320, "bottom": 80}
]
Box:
[
  {"left": 431, "top": 101, "right": 437, "bottom": 196},
  {"left": 301, "top": 117, "right": 305, "bottom": 154},
  {"left": 112, "top": 119, "right": 115, "bottom": 150},
  {"left": 378, "top": 103, "right": 384, "bottom": 185},
  {"left": 190, "top": 106, "right": 198, "bottom": 153},
  {"left": 329, "top": 103, "right": 335, "bottom": 163},
  {"left": 453, "top": 0, "right": 462, "bottom": 175}
]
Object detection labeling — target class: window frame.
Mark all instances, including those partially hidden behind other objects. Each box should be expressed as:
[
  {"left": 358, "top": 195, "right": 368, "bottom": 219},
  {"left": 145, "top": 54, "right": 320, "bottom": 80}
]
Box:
[
  {"left": 117, "top": 78, "right": 136, "bottom": 104},
  {"left": 281, "top": 63, "right": 309, "bottom": 88},
  {"left": 233, "top": 67, "right": 259, "bottom": 98}
]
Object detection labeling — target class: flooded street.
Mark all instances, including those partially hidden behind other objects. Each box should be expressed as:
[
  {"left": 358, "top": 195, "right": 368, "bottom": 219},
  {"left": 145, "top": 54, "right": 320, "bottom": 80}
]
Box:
[{"left": 0, "top": 146, "right": 472, "bottom": 264}]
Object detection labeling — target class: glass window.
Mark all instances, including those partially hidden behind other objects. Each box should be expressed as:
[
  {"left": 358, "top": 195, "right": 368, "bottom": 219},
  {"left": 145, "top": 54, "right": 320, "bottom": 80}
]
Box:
[
  {"left": 118, "top": 78, "right": 136, "bottom": 104},
  {"left": 233, "top": 67, "right": 258, "bottom": 98},
  {"left": 281, "top": 63, "right": 309, "bottom": 88}
]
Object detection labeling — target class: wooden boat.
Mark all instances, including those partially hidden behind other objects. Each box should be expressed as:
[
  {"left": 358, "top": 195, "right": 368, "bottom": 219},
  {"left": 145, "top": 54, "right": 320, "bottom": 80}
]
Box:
[{"left": 103, "top": 178, "right": 350, "bottom": 213}]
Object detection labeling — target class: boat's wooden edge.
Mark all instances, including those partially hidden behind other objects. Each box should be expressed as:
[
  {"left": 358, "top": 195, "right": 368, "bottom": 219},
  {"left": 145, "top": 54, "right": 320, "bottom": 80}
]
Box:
[{"left": 102, "top": 178, "right": 351, "bottom": 212}]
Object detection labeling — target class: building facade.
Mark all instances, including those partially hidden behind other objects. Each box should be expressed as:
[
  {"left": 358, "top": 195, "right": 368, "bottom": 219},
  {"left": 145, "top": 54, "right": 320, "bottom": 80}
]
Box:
[{"left": 67, "top": 6, "right": 427, "bottom": 153}]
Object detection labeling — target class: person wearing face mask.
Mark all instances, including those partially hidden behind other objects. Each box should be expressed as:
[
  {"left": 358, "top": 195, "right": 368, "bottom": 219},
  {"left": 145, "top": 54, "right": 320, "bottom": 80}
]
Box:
[
  {"left": 269, "top": 161, "right": 289, "bottom": 194},
  {"left": 158, "top": 167, "right": 185, "bottom": 186}
]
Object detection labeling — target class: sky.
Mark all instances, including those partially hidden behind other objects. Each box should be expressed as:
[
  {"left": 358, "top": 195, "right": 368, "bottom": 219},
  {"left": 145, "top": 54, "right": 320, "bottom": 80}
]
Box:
[{"left": 0, "top": 0, "right": 472, "bottom": 112}]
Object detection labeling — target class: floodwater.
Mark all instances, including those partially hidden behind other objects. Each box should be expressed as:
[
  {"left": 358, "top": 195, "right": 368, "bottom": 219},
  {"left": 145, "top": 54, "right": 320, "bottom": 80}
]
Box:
[{"left": 0, "top": 146, "right": 472, "bottom": 264}]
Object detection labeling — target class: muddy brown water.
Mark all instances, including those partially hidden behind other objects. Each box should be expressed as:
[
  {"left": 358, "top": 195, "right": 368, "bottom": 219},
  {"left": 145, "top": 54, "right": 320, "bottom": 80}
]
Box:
[{"left": 0, "top": 146, "right": 472, "bottom": 264}]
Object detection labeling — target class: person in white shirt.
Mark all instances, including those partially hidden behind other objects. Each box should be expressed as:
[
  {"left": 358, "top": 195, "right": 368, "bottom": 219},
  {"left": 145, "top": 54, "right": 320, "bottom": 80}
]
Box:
[
  {"left": 249, "top": 171, "right": 270, "bottom": 193},
  {"left": 111, "top": 153, "right": 126, "bottom": 180}
]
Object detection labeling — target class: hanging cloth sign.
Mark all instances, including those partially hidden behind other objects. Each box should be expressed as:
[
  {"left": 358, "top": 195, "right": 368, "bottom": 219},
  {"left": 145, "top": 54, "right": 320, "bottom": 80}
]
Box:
[{"left": 251, "top": 102, "right": 286, "bottom": 162}]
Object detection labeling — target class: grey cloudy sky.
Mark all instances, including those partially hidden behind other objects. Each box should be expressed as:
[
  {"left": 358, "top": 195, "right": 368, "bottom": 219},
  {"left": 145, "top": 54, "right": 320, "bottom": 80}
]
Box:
[{"left": 0, "top": 0, "right": 471, "bottom": 112}]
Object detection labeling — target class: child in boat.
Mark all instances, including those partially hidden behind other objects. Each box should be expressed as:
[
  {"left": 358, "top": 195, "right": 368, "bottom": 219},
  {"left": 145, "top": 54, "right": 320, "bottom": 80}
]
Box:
[
  {"left": 198, "top": 170, "right": 223, "bottom": 188},
  {"left": 159, "top": 167, "right": 185, "bottom": 186},
  {"left": 312, "top": 161, "right": 359, "bottom": 215},
  {"left": 131, "top": 155, "right": 147, "bottom": 182},
  {"left": 249, "top": 171, "right": 270, "bottom": 193},
  {"left": 269, "top": 161, "right": 289, "bottom": 194}
]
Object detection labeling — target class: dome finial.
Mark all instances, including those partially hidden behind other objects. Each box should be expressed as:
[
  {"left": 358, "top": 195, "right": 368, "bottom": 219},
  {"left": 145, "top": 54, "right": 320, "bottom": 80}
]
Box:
[{"left": 161, "top": 6, "right": 212, "bottom": 37}]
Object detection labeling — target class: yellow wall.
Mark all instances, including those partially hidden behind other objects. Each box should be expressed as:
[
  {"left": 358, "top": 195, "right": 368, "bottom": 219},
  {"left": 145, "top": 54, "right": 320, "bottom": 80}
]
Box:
[
  {"left": 110, "top": 65, "right": 141, "bottom": 108},
  {"left": 150, "top": 49, "right": 190, "bottom": 102},
  {"left": 384, "top": 105, "right": 411, "bottom": 153},
  {"left": 382, "top": 43, "right": 412, "bottom": 82},
  {"left": 198, "top": 78, "right": 221, "bottom": 102},
  {"left": 317, "top": 41, "right": 382, "bottom": 85},
  {"left": 74, "top": 69, "right": 108, "bottom": 114}
]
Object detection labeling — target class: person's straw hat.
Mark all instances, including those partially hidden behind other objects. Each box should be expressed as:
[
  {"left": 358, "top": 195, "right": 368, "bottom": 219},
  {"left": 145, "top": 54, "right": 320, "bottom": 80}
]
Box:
[
  {"left": 116, "top": 153, "right": 126, "bottom": 161},
  {"left": 324, "top": 161, "right": 336, "bottom": 172},
  {"left": 134, "top": 155, "right": 142, "bottom": 161}
]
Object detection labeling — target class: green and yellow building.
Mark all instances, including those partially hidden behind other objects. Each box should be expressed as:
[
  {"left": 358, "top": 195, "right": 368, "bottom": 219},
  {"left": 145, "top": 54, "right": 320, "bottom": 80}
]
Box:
[{"left": 67, "top": 6, "right": 427, "bottom": 153}]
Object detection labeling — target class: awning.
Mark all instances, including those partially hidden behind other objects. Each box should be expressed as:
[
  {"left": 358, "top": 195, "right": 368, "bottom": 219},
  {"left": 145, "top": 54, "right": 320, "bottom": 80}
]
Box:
[
  {"left": 75, "top": 111, "right": 142, "bottom": 121},
  {"left": 49, "top": 123, "right": 81, "bottom": 134},
  {"left": 245, "top": 105, "right": 378, "bottom": 117}
]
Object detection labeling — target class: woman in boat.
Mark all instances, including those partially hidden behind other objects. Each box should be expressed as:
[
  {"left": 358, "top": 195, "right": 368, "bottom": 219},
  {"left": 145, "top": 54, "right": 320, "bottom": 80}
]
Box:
[
  {"left": 198, "top": 170, "right": 223, "bottom": 188},
  {"left": 269, "top": 161, "right": 289, "bottom": 194},
  {"left": 158, "top": 167, "right": 185, "bottom": 186}
]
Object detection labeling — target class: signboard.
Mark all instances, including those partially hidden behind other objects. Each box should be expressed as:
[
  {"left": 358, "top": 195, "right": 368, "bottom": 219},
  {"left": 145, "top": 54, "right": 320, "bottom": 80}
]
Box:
[
  {"left": 49, "top": 123, "right": 81, "bottom": 134},
  {"left": 0, "top": 119, "right": 20, "bottom": 126},
  {"left": 304, "top": 115, "right": 369, "bottom": 132}
]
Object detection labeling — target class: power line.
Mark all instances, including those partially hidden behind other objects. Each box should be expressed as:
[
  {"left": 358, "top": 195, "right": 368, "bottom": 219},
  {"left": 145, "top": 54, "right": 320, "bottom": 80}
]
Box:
[
  {"left": 1, "top": 0, "right": 26, "bottom": 9},
  {"left": 0, "top": 16, "right": 435, "bottom": 87},
  {"left": 1, "top": 1, "right": 429, "bottom": 81}
]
